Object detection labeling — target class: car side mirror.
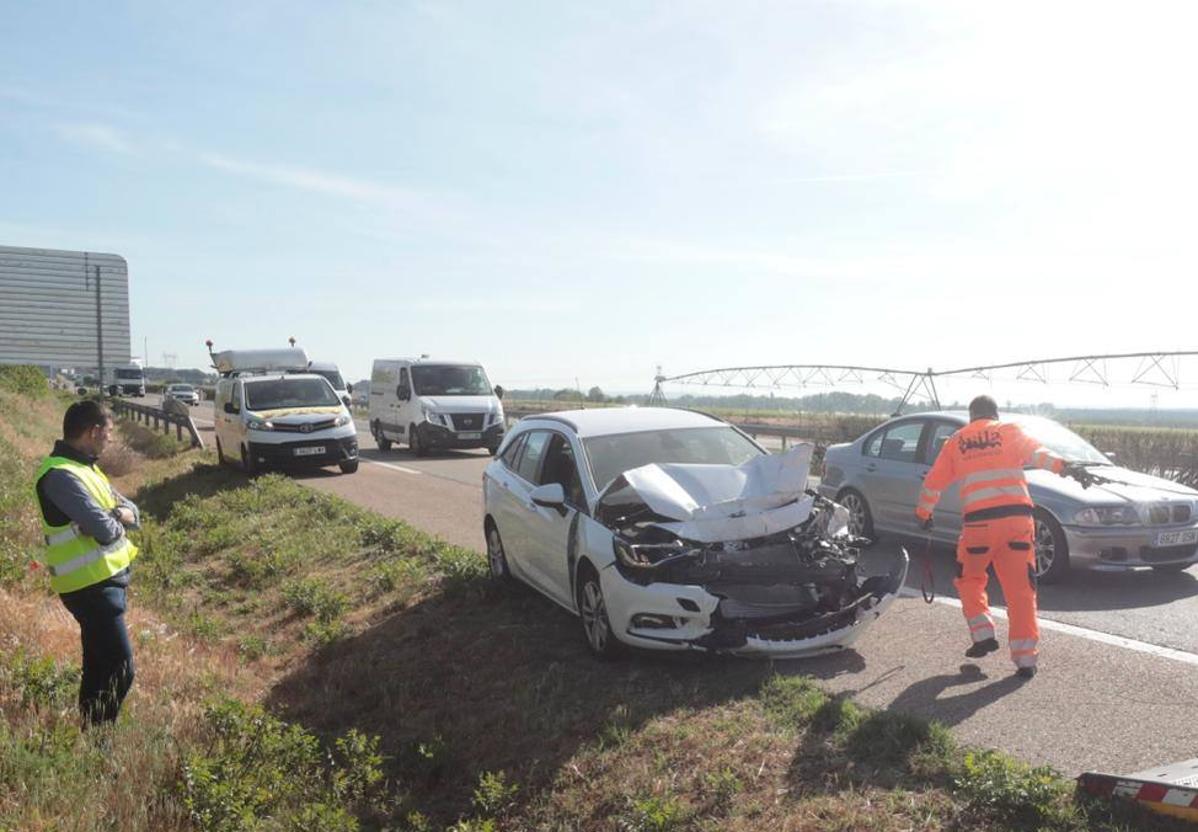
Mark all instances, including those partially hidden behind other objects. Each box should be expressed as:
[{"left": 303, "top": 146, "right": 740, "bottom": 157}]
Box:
[
  {"left": 494, "top": 385, "right": 505, "bottom": 400},
  {"left": 346, "top": 383, "right": 354, "bottom": 395},
  {"left": 530, "top": 482, "right": 566, "bottom": 511},
  {"left": 342, "top": 395, "right": 352, "bottom": 408},
  {"left": 223, "top": 402, "right": 238, "bottom": 415}
]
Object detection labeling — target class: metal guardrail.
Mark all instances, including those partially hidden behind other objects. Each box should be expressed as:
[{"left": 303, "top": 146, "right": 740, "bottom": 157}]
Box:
[{"left": 109, "top": 398, "right": 205, "bottom": 449}]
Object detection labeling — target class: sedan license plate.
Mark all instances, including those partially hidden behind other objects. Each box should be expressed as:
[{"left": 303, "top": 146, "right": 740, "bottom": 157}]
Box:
[
  {"left": 457, "top": 432, "right": 482, "bottom": 440},
  {"left": 1155, "top": 529, "right": 1198, "bottom": 547},
  {"left": 294, "top": 446, "right": 325, "bottom": 457}
]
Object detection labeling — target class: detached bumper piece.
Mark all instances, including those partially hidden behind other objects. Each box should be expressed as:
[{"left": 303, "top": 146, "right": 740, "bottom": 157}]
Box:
[
  {"left": 1078, "top": 759, "right": 1198, "bottom": 823},
  {"left": 416, "top": 421, "right": 503, "bottom": 450},
  {"left": 249, "top": 437, "right": 358, "bottom": 469}
]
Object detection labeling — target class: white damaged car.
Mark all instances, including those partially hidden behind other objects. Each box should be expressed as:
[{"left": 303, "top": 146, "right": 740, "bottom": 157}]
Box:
[{"left": 482, "top": 407, "right": 908, "bottom": 658}]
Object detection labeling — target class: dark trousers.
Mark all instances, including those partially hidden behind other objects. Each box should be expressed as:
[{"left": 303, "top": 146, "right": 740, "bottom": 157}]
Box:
[{"left": 58, "top": 575, "right": 135, "bottom": 726}]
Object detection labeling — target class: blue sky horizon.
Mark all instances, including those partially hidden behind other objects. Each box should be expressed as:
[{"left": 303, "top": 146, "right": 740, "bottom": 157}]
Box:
[{"left": 4, "top": 2, "right": 1198, "bottom": 408}]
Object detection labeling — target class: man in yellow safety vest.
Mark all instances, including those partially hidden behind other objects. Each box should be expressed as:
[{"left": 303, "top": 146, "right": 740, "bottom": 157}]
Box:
[{"left": 33, "top": 400, "right": 139, "bottom": 727}]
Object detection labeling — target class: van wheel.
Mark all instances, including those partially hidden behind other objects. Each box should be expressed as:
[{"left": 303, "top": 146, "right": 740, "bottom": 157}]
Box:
[
  {"left": 339, "top": 459, "right": 359, "bottom": 474},
  {"left": 373, "top": 422, "right": 391, "bottom": 451},
  {"left": 241, "top": 444, "right": 258, "bottom": 475},
  {"left": 409, "top": 424, "right": 428, "bottom": 457}
]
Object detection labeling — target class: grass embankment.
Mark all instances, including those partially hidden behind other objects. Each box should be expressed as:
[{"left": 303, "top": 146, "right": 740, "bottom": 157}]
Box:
[{"left": 0, "top": 384, "right": 1186, "bottom": 830}]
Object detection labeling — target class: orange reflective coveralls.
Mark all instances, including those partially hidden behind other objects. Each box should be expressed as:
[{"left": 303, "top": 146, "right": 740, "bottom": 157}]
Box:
[{"left": 915, "top": 418, "right": 1065, "bottom": 670}]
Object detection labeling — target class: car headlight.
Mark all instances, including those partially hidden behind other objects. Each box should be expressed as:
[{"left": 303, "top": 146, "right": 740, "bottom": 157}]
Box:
[
  {"left": 1074, "top": 506, "right": 1140, "bottom": 526},
  {"left": 247, "top": 418, "right": 274, "bottom": 431},
  {"left": 335, "top": 413, "right": 351, "bottom": 427},
  {"left": 613, "top": 538, "right": 701, "bottom": 569}
]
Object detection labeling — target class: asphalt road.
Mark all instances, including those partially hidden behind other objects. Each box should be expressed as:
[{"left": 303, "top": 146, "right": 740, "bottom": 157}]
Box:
[{"left": 155, "top": 395, "right": 1198, "bottom": 775}]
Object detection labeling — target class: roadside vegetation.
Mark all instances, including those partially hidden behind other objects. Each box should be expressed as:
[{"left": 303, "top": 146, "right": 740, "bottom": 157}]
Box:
[{"left": 0, "top": 374, "right": 1189, "bottom": 830}]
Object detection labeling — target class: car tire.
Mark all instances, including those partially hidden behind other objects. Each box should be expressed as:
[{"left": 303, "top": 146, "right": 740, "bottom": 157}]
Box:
[
  {"left": 373, "top": 422, "right": 392, "bottom": 452},
  {"left": 1033, "top": 509, "right": 1070, "bottom": 584},
  {"left": 486, "top": 522, "right": 513, "bottom": 584},
  {"left": 339, "top": 459, "right": 359, "bottom": 474},
  {"left": 576, "top": 562, "right": 624, "bottom": 659},
  {"left": 836, "top": 488, "right": 875, "bottom": 539},
  {"left": 409, "top": 423, "right": 427, "bottom": 457},
  {"left": 241, "top": 443, "right": 258, "bottom": 475}
]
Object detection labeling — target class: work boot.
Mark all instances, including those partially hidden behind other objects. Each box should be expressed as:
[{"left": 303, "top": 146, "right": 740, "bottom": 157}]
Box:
[
  {"left": 1015, "top": 666, "right": 1037, "bottom": 680},
  {"left": 964, "top": 637, "right": 999, "bottom": 658}
]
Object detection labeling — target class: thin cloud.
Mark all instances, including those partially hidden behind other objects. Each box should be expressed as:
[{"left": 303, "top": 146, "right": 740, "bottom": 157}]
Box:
[
  {"left": 55, "top": 122, "right": 132, "bottom": 154},
  {"left": 200, "top": 152, "right": 416, "bottom": 203}
]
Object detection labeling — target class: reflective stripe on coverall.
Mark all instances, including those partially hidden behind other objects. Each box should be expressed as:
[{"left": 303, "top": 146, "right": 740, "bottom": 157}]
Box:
[{"left": 915, "top": 419, "right": 1065, "bottom": 669}]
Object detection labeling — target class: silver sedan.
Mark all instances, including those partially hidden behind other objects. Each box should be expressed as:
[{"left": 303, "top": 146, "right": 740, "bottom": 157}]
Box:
[{"left": 817, "top": 411, "right": 1198, "bottom": 583}]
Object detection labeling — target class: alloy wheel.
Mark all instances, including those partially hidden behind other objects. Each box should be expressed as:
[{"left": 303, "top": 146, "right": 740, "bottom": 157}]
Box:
[
  {"left": 841, "top": 493, "right": 866, "bottom": 537},
  {"left": 487, "top": 527, "right": 508, "bottom": 580},
  {"left": 580, "top": 580, "right": 610, "bottom": 653},
  {"left": 1033, "top": 517, "right": 1056, "bottom": 577}
]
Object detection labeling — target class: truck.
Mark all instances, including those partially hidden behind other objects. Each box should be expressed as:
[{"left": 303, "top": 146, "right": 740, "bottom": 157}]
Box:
[{"left": 104, "top": 359, "right": 146, "bottom": 397}]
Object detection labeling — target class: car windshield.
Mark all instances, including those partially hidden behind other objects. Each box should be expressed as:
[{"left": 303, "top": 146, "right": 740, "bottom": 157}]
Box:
[
  {"left": 116, "top": 369, "right": 143, "bottom": 379},
  {"left": 245, "top": 378, "right": 339, "bottom": 410},
  {"left": 584, "top": 426, "right": 764, "bottom": 491},
  {"left": 170, "top": 385, "right": 194, "bottom": 392},
  {"left": 314, "top": 370, "right": 345, "bottom": 390},
  {"left": 411, "top": 364, "right": 491, "bottom": 396},
  {"left": 1010, "top": 415, "right": 1109, "bottom": 464}
]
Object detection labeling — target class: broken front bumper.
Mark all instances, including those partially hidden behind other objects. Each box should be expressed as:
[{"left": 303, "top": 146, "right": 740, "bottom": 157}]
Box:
[{"left": 600, "top": 547, "right": 909, "bottom": 658}]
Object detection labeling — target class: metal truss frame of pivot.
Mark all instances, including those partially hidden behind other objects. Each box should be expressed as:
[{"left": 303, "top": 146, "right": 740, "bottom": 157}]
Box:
[{"left": 652, "top": 351, "right": 1198, "bottom": 414}]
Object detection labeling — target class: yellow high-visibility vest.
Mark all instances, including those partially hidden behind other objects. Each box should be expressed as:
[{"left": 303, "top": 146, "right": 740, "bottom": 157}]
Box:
[{"left": 33, "top": 456, "right": 138, "bottom": 594}]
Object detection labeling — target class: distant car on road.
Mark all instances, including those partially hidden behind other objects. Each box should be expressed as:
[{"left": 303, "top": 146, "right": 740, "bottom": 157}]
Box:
[
  {"left": 818, "top": 411, "right": 1198, "bottom": 582},
  {"left": 482, "top": 407, "right": 907, "bottom": 659},
  {"left": 163, "top": 383, "right": 200, "bottom": 406}
]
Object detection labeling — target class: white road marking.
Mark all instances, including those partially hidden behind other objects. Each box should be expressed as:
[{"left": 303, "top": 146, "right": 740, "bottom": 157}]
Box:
[
  {"left": 900, "top": 588, "right": 1198, "bottom": 667},
  {"left": 360, "top": 458, "right": 423, "bottom": 475}
]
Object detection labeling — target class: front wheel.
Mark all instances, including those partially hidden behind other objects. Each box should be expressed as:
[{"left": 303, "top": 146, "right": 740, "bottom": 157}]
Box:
[
  {"left": 339, "top": 459, "right": 359, "bottom": 474},
  {"left": 1033, "top": 509, "right": 1070, "bottom": 584},
  {"left": 409, "top": 424, "right": 428, "bottom": 457},
  {"left": 241, "top": 444, "right": 258, "bottom": 475},
  {"left": 836, "top": 488, "right": 875, "bottom": 539},
  {"left": 373, "top": 422, "right": 392, "bottom": 452},
  {"left": 576, "top": 565, "right": 623, "bottom": 659}
]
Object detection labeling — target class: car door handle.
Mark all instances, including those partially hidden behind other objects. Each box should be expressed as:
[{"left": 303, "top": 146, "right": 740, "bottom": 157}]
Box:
[{"left": 865, "top": 464, "right": 877, "bottom": 472}]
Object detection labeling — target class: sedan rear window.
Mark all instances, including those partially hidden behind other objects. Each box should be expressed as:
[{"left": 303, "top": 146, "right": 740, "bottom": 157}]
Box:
[{"left": 584, "top": 426, "right": 762, "bottom": 491}]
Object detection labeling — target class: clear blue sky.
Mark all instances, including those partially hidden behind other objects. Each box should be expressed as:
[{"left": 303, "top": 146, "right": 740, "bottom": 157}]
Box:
[{"left": 3, "top": 2, "right": 1197, "bottom": 406}]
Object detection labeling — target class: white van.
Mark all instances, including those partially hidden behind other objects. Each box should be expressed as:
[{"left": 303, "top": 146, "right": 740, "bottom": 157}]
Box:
[
  {"left": 368, "top": 357, "right": 504, "bottom": 456},
  {"left": 212, "top": 348, "right": 359, "bottom": 474},
  {"left": 306, "top": 361, "right": 352, "bottom": 407}
]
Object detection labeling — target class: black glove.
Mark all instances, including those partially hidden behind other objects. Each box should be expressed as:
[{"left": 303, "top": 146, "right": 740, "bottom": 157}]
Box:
[
  {"left": 920, "top": 516, "right": 934, "bottom": 531},
  {"left": 1062, "top": 463, "right": 1095, "bottom": 489}
]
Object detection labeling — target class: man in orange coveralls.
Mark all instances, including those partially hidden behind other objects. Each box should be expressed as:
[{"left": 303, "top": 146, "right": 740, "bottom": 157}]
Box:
[{"left": 915, "top": 395, "right": 1088, "bottom": 679}]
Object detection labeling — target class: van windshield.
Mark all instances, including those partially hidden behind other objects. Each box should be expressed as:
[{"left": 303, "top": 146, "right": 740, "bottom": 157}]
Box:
[
  {"left": 313, "top": 369, "right": 345, "bottom": 390},
  {"left": 245, "top": 378, "right": 340, "bottom": 410},
  {"left": 411, "top": 365, "right": 491, "bottom": 396},
  {"left": 116, "top": 369, "right": 143, "bottom": 379}
]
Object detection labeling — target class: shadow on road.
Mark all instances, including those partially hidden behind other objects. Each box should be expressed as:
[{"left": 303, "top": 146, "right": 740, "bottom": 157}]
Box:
[
  {"left": 885, "top": 663, "right": 1026, "bottom": 727},
  {"left": 264, "top": 579, "right": 772, "bottom": 823}
]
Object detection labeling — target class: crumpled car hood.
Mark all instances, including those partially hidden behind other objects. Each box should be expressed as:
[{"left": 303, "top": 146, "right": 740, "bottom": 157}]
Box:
[{"left": 600, "top": 444, "right": 846, "bottom": 543}]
